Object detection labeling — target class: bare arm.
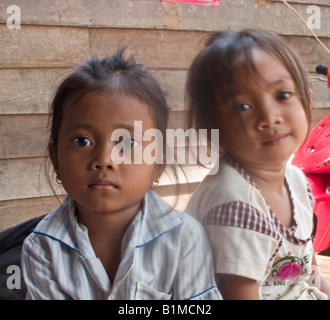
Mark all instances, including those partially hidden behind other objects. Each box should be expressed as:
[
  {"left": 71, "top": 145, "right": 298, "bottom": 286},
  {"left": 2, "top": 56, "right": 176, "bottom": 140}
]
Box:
[{"left": 216, "top": 274, "right": 259, "bottom": 300}]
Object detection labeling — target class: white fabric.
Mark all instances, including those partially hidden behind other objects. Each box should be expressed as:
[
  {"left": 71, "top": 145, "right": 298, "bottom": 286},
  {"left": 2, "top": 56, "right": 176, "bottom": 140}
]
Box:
[{"left": 186, "top": 156, "right": 327, "bottom": 300}]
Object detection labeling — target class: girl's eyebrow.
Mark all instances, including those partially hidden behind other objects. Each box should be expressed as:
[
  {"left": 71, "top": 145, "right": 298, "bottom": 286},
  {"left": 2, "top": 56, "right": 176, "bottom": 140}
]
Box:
[
  {"left": 268, "top": 76, "right": 294, "bottom": 86},
  {"left": 64, "top": 122, "right": 95, "bottom": 135},
  {"left": 113, "top": 123, "right": 136, "bottom": 131}
]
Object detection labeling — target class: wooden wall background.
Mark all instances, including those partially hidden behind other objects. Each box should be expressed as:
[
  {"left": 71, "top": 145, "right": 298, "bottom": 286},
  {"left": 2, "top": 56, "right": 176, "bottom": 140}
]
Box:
[{"left": 0, "top": 0, "right": 329, "bottom": 231}]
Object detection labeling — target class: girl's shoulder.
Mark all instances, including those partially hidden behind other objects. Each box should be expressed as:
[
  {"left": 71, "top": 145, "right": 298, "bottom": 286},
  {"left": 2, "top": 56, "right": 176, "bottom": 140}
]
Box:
[
  {"left": 286, "top": 162, "right": 308, "bottom": 184},
  {"left": 145, "top": 190, "right": 200, "bottom": 226},
  {"left": 186, "top": 157, "right": 257, "bottom": 221},
  {"left": 145, "top": 190, "right": 207, "bottom": 233},
  {"left": 32, "top": 197, "right": 73, "bottom": 233},
  {"left": 134, "top": 190, "right": 208, "bottom": 251},
  {"left": 23, "top": 197, "right": 79, "bottom": 253},
  {"left": 286, "top": 163, "right": 313, "bottom": 206}
]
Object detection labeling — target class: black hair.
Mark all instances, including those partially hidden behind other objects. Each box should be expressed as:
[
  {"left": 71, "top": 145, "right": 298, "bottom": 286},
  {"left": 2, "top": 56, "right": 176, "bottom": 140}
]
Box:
[{"left": 50, "top": 46, "right": 169, "bottom": 155}]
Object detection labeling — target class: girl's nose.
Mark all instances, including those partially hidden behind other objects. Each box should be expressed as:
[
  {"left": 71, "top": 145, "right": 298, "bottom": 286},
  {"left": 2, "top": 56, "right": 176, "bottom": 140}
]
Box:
[
  {"left": 257, "top": 101, "right": 283, "bottom": 130},
  {"left": 90, "top": 145, "right": 115, "bottom": 170}
]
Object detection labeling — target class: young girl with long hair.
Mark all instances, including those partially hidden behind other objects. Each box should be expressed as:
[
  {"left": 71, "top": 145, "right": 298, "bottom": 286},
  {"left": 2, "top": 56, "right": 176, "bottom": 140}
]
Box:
[{"left": 186, "top": 28, "right": 330, "bottom": 300}]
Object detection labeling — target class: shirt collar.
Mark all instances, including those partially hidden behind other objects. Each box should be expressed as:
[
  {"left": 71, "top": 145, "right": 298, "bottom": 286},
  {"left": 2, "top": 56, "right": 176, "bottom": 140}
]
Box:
[
  {"left": 33, "top": 190, "right": 183, "bottom": 256},
  {"left": 32, "top": 197, "right": 81, "bottom": 253},
  {"left": 223, "top": 153, "right": 256, "bottom": 187},
  {"left": 136, "top": 190, "right": 183, "bottom": 247}
]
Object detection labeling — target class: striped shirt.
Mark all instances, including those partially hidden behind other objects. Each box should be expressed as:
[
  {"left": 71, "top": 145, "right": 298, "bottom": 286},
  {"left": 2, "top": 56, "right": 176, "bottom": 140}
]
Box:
[
  {"left": 21, "top": 190, "right": 221, "bottom": 300},
  {"left": 187, "top": 155, "right": 327, "bottom": 300}
]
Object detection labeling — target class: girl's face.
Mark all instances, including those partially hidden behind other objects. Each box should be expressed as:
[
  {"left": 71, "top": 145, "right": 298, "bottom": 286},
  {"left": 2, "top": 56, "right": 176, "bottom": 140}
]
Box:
[
  {"left": 218, "top": 48, "right": 309, "bottom": 170},
  {"left": 49, "top": 91, "right": 158, "bottom": 221}
]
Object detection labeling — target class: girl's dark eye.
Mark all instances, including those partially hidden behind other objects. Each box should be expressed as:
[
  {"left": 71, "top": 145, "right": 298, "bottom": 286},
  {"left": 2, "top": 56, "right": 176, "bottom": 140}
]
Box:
[
  {"left": 120, "top": 137, "right": 139, "bottom": 149},
  {"left": 73, "top": 137, "right": 92, "bottom": 147},
  {"left": 238, "top": 103, "right": 252, "bottom": 112},
  {"left": 278, "top": 91, "right": 293, "bottom": 100}
]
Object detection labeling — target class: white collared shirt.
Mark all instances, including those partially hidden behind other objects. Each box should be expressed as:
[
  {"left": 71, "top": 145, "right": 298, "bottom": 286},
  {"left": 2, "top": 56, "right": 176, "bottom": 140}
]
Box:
[{"left": 22, "top": 190, "right": 221, "bottom": 300}]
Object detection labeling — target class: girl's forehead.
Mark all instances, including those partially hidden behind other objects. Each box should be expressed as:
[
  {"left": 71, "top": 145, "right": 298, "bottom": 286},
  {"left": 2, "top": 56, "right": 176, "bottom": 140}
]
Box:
[
  {"left": 232, "top": 48, "right": 294, "bottom": 90},
  {"left": 60, "top": 91, "right": 156, "bottom": 131},
  {"left": 234, "top": 48, "right": 280, "bottom": 73},
  {"left": 65, "top": 91, "right": 152, "bottom": 115}
]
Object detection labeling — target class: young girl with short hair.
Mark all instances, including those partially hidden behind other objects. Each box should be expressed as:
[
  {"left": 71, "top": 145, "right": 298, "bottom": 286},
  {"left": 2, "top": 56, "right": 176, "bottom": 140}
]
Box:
[
  {"left": 21, "top": 48, "right": 221, "bottom": 300},
  {"left": 186, "top": 28, "right": 330, "bottom": 300}
]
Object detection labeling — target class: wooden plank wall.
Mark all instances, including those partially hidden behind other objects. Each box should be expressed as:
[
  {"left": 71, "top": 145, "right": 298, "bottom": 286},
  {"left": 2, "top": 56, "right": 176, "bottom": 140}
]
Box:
[{"left": 0, "top": 0, "right": 329, "bottom": 231}]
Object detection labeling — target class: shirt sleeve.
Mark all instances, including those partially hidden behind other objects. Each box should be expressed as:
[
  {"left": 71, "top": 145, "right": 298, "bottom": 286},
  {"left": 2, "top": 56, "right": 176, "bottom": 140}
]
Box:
[
  {"left": 21, "top": 234, "right": 69, "bottom": 300},
  {"left": 171, "top": 214, "right": 222, "bottom": 300},
  {"left": 203, "top": 201, "right": 281, "bottom": 282}
]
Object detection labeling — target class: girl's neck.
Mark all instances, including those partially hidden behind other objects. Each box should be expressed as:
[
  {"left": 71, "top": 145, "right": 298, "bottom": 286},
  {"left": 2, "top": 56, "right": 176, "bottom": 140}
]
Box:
[
  {"left": 230, "top": 153, "right": 288, "bottom": 192},
  {"left": 76, "top": 200, "right": 141, "bottom": 233},
  {"left": 75, "top": 204, "right": 141, "bottom": 285},
  {"left": 247, "top": 163, "right": 286, "bottom": 191}
]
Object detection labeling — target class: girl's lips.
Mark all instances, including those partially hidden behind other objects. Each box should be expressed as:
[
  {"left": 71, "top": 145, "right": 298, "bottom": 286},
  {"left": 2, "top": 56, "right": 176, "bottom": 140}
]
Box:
[
  {"left": 88, "top": 179, "right": 117, "bottom": 190},
  {"left": 261, "top": 134, "right": 289, "bottom": 146}
]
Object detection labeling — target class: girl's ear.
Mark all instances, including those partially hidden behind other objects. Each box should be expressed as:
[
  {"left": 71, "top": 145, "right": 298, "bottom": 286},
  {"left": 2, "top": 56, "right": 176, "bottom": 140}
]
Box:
[{"left": 48, "top": 143, "right": 60, "bottom": 178}]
